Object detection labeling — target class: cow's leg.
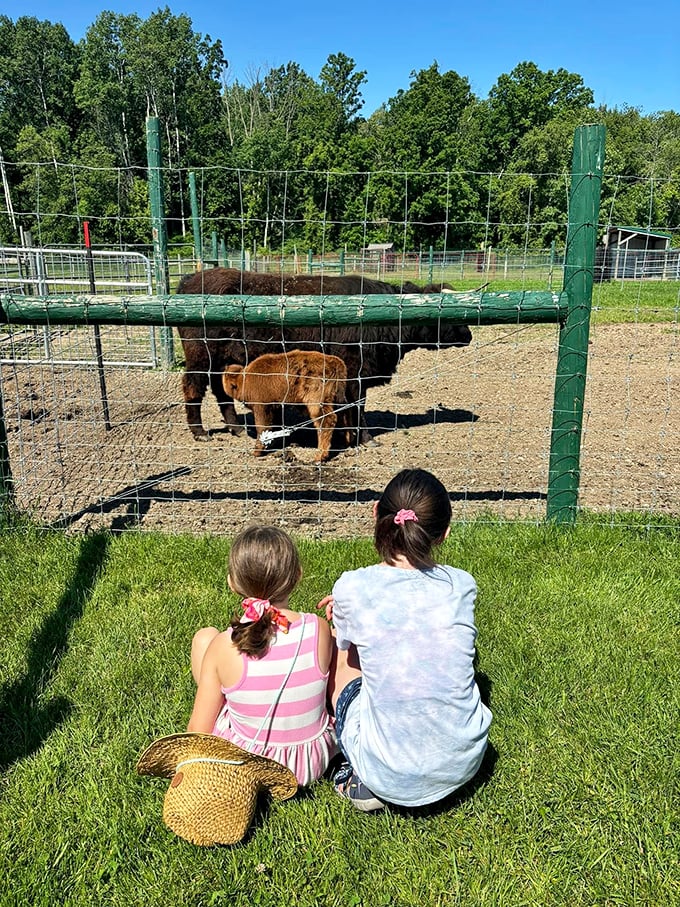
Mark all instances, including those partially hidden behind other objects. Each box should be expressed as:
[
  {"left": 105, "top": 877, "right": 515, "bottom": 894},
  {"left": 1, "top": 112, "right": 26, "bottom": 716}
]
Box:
[
  {"left": 250, "top": 403, "right": 272, "bottom": 456},
  {"left": 335, "top": 407, "right": 353, "bottom": 449},
  {"left": 182, "top": 369, "right": 210, "bottom": 440},
  {"left": 356, "top": 401, "right": 375, "bottom": 446},
  {"left": 345, "top": 380, "right": 374, "bottom": 446},
  {"left": 209, "top": 371, "right": 243, "bottom": 435},
  {"left": 309, "top": 403, "right": 337, "bottom": 462}
]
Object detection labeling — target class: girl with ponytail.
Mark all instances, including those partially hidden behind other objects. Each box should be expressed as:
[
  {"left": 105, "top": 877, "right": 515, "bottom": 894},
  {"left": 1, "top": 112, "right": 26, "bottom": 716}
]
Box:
[
  {"left": 188, "top": 526, "right": 337, "bottom": 785},
  {"left": 322, "top": 469, "right": 492, "bottom": 811}
]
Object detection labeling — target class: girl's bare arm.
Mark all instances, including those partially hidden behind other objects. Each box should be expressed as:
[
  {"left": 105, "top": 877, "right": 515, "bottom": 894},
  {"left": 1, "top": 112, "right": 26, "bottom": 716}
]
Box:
[{"left": 187, "top": 636, "right": 231, "bottom": 733}]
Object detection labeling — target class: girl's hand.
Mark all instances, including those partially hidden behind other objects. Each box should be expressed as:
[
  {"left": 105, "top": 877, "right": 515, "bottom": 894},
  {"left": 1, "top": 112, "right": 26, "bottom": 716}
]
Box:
[{"left": 318, "top": 594, "right": 334, "bottom": 622}]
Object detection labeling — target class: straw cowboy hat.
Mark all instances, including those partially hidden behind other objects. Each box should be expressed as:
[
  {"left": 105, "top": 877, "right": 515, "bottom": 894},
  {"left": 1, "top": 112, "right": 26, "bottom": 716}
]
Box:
[{"left": 136, "top": 733, "right": 298, "bottom": 846}]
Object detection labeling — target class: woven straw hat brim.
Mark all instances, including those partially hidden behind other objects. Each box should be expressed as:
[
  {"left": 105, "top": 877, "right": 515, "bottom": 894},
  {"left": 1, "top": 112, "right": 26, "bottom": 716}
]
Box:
[{"left": 136, "top": 733, "right": 297, "bottom": 801}]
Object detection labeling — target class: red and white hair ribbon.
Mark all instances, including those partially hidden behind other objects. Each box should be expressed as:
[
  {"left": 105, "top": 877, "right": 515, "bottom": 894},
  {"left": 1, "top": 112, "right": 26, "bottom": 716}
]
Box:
[{"left": 240, "top": 597, "right": 290, "bottom": 633}]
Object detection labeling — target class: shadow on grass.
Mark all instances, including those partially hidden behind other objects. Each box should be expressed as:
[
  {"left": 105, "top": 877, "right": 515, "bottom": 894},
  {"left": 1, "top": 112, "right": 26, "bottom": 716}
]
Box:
[{"left": 0, "top": 532, "right": 110, "bottom": 770}]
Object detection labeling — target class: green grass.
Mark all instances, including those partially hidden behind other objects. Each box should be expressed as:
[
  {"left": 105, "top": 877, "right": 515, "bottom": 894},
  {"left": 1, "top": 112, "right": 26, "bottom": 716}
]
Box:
[
  {"left": 1, "top": 521, "right": 678, "bottom": 907},
  {"left": 402, "top": 274, "right": 680, "bottom": 326}
]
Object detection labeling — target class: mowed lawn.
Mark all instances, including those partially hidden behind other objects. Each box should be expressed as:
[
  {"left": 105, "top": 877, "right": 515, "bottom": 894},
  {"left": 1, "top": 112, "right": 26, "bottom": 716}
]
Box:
[{"left": 0, "top": 519, "right": 678, "bottom": 907}]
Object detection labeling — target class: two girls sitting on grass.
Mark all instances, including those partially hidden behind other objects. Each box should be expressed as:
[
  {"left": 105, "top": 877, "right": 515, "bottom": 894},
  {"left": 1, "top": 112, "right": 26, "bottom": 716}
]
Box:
[{"left": 188, "top": 468, "right": 491, "bottom": 809}]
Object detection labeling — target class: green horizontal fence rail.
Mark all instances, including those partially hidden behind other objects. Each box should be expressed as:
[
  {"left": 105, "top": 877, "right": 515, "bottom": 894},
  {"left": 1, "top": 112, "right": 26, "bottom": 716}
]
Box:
[
  {"left": 0, "top": 124, "right": 605, "bottom": 525},
  {"left": 0, "top": 291, "right": 565, "bottom": 328}
]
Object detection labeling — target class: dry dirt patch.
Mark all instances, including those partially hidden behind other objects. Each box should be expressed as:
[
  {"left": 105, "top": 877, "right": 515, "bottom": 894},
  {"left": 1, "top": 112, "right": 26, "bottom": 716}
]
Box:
[{"left": 2, "top": 322, "right": 678, "bottom": 536}]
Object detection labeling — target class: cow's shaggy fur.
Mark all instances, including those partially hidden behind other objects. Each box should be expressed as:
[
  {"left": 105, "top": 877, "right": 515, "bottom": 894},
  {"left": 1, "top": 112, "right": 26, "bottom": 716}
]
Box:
[
  {"left": 222, "top": 351, "right": 348, "bottom": 462},
  {"left": 177, "top": 268, "right": 472, "bottom": 444}
]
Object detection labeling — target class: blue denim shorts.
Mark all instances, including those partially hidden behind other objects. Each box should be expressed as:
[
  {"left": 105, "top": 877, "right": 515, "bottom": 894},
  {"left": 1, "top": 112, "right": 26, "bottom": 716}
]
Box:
[{"left": 334, "top": 676, "right": 362, "bottom": 762}]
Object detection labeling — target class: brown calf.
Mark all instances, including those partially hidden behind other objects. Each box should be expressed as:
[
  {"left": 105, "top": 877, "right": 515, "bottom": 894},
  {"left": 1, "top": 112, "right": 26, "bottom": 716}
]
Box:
[{"left": 222, "top": 351, "right": 348, "bottom": 462}]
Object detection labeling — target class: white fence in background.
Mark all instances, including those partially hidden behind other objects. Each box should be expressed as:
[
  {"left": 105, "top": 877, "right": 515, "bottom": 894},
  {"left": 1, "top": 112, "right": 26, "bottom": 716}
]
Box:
[{"left": 0, "top": 246, "right": 158, "bottom": 368}]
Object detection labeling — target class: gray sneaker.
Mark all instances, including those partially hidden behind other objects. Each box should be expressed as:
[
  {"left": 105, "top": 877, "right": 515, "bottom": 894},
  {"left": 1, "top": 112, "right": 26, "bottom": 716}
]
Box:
[{"left": 335, "top": 771, "right": 385, "bottom": 812}]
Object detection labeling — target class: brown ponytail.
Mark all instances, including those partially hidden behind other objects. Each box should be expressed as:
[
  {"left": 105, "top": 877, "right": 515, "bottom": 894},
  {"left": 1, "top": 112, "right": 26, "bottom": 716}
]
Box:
[
  {"left": 230, "top": 611, "right": 276, "bottom": 658},
  {"left": 374, "top": 469, "right": 451, "bottom": 569},
  {"left": 227, "top": 526, "right": 301, "bottom": 658}
]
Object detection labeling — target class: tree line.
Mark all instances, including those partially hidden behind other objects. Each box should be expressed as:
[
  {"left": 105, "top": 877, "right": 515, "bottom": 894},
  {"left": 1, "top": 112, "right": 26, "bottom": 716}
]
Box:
[{"left": 0, "top": 9, "right": 678, "bottom": 253}]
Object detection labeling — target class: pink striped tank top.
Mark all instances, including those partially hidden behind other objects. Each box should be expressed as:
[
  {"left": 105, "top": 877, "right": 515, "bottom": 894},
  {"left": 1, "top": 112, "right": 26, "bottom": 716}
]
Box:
[{"left": 212, "top": 613, "right": 338, "bottom": 785}]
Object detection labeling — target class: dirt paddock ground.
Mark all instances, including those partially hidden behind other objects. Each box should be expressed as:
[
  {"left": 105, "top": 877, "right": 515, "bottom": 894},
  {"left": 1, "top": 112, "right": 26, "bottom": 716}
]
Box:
[{"left": 1, "top": 321, "right": 678, "bottom": 537}]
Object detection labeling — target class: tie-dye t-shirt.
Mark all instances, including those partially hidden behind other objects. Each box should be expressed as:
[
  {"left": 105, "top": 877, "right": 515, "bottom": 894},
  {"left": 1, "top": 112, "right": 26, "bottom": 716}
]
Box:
[{"left": 332, "top": 563, "right": 492, "bottom": 807}]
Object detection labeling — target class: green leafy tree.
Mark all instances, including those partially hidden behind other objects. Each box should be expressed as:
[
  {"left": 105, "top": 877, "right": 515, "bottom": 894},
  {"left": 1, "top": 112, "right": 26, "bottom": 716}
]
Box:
[
  {"left": 482, "top": 61, "right": 594, "bottom": 169},
  {"left": 74, "top": 12, "right": 145, "bottom": 170},
  {"left": 361, "top": 64, "right": 481, "bottom": 248},
  {"left": 380, "top": 63, "right": 475, "bottom": 167},
  {"left": 77, "top": 8, "right": 224, "bottom": 236},
  {"left": 319, "top": 52, "right": 367, "bottom": 126},
  {"left": 15, "top": 125, "right": 77, "bottom": 243},
  {"left": 0, "top": 16, "right": 80, "bottom": 147},
  {"left": 595, "top": 107, "right": 680, "bottom": 234},
  {"left": 0, "top": 16, "right": 80, "bottom": 241}
]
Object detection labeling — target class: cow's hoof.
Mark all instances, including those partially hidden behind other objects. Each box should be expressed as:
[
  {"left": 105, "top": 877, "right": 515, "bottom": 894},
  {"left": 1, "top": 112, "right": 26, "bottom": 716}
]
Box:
[
  {"left": 191, "top": 430, "right": 211, "bottom": 442},
  {"left": 225, "top": 423, "right": 245, "bottom": 437}
]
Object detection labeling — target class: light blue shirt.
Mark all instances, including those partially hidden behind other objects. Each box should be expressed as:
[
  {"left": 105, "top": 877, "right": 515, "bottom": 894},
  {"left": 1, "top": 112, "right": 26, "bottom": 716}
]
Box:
[{"left": 333, "top": 563, "right": 492, "bottom": 807}]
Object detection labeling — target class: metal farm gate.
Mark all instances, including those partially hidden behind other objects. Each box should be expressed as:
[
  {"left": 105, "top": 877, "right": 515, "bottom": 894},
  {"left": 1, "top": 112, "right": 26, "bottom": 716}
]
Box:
[{"left": 0, "top": 245, "right": 159, "bottom": 368}]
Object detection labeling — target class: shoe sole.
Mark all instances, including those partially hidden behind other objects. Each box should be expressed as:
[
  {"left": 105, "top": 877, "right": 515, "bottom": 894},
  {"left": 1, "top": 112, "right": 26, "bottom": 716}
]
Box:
[
  {"left": 334, "top": 784, "right": 385, "bottom": 812},
  {"left": 348, "top": 796, "right": 385, "bottom": 812}
]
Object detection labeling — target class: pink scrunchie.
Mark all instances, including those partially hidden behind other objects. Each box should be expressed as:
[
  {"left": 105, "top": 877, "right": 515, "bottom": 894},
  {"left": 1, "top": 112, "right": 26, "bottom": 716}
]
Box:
[
  {"left": 394, "top": 509, "right": 418, "bottom": 525},
  {"left": 240, "top": 597, "right": 290, "bottom": 633}
]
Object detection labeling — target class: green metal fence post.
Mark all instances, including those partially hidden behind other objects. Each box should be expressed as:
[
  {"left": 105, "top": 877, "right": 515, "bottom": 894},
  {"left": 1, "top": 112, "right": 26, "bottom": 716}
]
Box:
[
  {"left": 0, "top": 381, "right": 14, "bottom": 518},
  {"left": 548, "top": 239, "right": 556, "bottom": 289},
  {"left": 428, "top": 246, "right": 434, "bottom": 284},
  {"left": 211, "top": 231, "right": 218, "bottom": 265},
  {"left": 339, "top": 248, "right": 345, "bottom": 276},
  {"left": 188, "top": 171, "right": 203, "bottom": 268},
  {"left": 146, "top": 116, "right": 174, "bottom": 367},
  {"left": 546, "top": 124, "right": 606, "bottom": 523}
]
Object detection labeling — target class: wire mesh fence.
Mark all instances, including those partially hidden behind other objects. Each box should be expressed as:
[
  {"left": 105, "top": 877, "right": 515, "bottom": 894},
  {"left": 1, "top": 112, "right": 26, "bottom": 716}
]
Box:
[
  {"left": 2, "top": 315, "right": 678, "bottom": 536},
  {"left": 1, "top": 155, "right": 679, "bottom": 536}
]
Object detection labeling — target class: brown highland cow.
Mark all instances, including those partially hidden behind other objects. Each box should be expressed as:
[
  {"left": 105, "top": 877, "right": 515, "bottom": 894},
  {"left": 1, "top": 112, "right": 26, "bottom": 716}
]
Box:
[{"left": 177, "top": 268, "right": 472, "bottom": 444}]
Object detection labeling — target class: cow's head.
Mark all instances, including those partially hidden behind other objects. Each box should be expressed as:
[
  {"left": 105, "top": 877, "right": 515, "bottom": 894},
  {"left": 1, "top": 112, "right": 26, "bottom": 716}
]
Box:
[{"left": 222, "top": 365, "right": 246, "bottom": 400}]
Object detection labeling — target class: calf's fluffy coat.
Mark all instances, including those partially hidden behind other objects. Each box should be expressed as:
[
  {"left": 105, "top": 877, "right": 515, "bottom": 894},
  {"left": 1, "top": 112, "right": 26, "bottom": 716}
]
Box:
[{"left": 222, "top": 351, "right": 348, "bottom": 462}]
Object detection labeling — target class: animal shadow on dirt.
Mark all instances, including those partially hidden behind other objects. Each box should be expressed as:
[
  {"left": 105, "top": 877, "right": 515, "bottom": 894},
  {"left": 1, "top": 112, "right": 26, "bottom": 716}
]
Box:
[
  {"left": 208, "top": 404, "right": 478, "bottom": 458},
  {"left": 50, "top": 468, "right": 193, "bottom": 533},
  {"left": 365, "top": 406, "right": 478, "bottom": 438}
]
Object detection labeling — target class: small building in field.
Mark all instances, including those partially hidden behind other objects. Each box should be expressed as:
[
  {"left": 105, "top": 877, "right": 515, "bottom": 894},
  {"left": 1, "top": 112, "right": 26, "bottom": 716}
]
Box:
[
  {"left": 363, "top": 242, "right": 396, "bottom": 271},
  {"left": 597, "top": 226, "right": 675, "bottom": 280}
]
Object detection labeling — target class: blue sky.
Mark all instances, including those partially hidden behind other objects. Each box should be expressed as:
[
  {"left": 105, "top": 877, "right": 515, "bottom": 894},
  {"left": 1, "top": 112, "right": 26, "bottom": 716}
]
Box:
[{"left": 7, "top": 0, "right": 679, "bottom": 116}]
